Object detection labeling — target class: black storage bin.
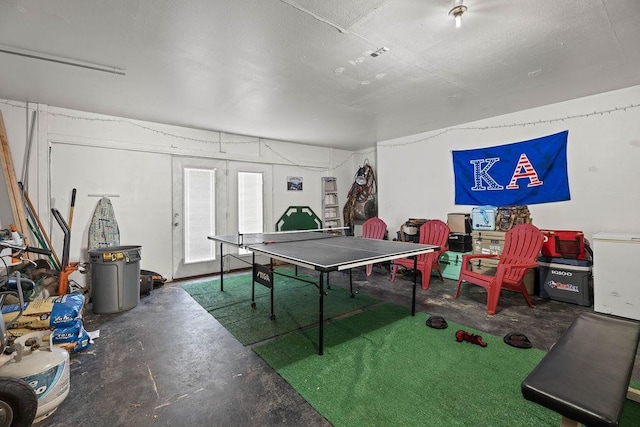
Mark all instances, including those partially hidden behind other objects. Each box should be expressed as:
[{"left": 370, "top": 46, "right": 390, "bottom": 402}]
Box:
[{"left": 448, "top": 233, "right": 472, "bottom": 252}]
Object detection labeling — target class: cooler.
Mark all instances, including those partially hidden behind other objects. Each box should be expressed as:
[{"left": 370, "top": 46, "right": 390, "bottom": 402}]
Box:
[
  {"left": 538, "top": 256, "right": 592, "bottom": 306},
  {"left": 438, "top": 251, "right": 471, "bottom": 281},
  {"left": 471, "top": 206, "right": 497, "bottom": 231},
  {"left": 469, "top": 256, "right": 536, "bottom": 295},
  {"left": 471, "top": 230, "right": 507, "bottom": 255}
]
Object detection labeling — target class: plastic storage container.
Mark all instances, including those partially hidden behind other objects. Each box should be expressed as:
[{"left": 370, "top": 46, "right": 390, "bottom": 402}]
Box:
[
  {"left": 447, "top": 213, "right": 472, "bottom": 234},
  {"left": 89, "top": 246, "right": 141, "bottom": 314}
]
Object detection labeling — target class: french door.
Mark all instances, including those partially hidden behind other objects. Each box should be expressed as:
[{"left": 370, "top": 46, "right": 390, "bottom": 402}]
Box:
[
  {"left": 171, "top": 158, "right": 273, "bottom": 279},
  {"left": 225, "top": 161, "right": 273, "bottom": 262},
  {"left": 171, "top": 156, "right": 227, "bottom": 279}
]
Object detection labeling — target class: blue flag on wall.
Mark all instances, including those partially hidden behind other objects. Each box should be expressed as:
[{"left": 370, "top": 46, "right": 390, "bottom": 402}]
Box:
[{"left": 452, "top": 131, "right": 570, "bottom": 206}]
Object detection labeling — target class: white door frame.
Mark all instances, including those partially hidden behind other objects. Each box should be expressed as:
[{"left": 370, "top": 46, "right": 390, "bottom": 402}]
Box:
[
  {"left": 225, "top": 161, "right": 274, "bottom": 265},
  {"left": 171, "top": 156, "right": 227, "bottom": 279}
]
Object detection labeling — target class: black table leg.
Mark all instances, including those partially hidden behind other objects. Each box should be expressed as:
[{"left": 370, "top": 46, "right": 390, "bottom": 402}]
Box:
[
  {"left": 220, "top": 242, "right": 224, "bottom": 292},
  {"left": 319, "top": 272, "right": 324, "bottom": 355},
  {"left": 251, "top": 252, "right": 257, "bottom": 309},
  {"left": 270, "top": 258, "right": 275, "bottom": 320},
  {"left": 412, "top": 257, "right": 417, "bottom": 316},
  {"left": 349, "top": 269, "right": 354, "bottom": 298}
]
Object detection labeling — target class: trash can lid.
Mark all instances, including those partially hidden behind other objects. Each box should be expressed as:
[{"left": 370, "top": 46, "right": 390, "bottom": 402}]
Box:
[
  {"left": 89, "top": 246, "right": 142, "bottom": 262},
  {"left": 88, "top": 245, "right": 142, "bottom": 253}
]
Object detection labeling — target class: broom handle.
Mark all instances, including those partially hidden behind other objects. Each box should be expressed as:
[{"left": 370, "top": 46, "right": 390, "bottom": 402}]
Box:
[{"left": 68, "top": 188, "right": 77, "bottom": 230}]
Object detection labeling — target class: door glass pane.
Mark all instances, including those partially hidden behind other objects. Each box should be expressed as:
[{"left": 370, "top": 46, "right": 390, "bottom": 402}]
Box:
[
  {"left": 184, "top": 168, "right": 215, "bottom": 263},
  {"left": 238, "top": 172, "right": 263, "bottom": 254}
]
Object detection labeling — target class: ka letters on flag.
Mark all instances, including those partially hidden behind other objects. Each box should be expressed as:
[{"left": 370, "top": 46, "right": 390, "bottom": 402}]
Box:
[{"left": 452, "top": 131, "right": 570, "bottom": 206}]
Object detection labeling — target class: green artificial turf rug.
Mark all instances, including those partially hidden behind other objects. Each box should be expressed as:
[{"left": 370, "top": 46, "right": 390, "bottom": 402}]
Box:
[
  {"left": 182, "top": 272, "right": 378, "bottom": 345},
  {"left": 254, "top": 303, "right": 640, "bottom": 427}
]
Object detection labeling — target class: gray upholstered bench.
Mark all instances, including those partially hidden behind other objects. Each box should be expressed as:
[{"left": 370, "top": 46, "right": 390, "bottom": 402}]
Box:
[{"left": 522, "top": 312, "right": 640, "bottom": 427}]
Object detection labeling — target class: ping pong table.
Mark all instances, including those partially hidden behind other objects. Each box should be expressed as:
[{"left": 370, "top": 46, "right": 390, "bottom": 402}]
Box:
[{"left": 208, "top": 230, "right": 439, "bottom": 355}]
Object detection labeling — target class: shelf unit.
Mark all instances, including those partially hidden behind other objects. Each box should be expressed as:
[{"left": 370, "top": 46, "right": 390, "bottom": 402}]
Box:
[{"left": 321, "top": 177, "right": 342, "bottom": 232}]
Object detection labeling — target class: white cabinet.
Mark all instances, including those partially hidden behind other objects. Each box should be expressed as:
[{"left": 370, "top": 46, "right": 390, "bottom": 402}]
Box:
[
  {"left": 592, "top": 232, "right": 640, "bottom": 320},
  {"left": 321, "top": 177, "right": 342, "bottom": 231}
]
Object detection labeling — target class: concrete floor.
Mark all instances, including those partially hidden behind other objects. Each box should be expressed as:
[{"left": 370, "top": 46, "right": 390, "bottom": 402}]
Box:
[{"left": 36, "top": 264, "right": 639, "bottom": 426}]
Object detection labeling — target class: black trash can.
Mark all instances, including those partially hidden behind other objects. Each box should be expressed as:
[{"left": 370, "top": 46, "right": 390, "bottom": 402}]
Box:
[{"left": 89, "top": 246, "right": 142, "bottom": 314}]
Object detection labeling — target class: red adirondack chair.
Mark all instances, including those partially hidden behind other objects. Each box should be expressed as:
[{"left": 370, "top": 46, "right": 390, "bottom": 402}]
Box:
[
  {"left": 390, "top": 219, "right": 449, "bottom": 290},
  {"left": 362, "top": 217, "right": 387, "bottom": 276},
  {"left": 454, "top": 223, "right": 544, "bottom": 315}
]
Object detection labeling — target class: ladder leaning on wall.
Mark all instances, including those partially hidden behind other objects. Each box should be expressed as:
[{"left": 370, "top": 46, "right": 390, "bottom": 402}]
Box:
[{"left": 321, "top": 177, "right": 342, "bottom": 234}]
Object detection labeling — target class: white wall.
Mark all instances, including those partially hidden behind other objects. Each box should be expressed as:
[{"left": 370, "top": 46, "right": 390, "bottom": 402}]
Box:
[
  {"left": 7, "top": 83, "right": 635, "bottom": 283},
  {"left": 377, "top": 84, "right": 640, "bottom": 241},
  {"left": 0, "top": 100, "right": 359, "bottom": 282}
]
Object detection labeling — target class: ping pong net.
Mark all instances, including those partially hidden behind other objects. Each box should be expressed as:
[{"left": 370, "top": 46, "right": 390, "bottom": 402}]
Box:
[{"left": 236, "top": 227, "right": 347, "bottom": 247}]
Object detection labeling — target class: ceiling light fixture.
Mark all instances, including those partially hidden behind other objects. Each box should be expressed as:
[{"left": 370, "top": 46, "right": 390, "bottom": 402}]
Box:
[
  {"left": 448, "top": 0, "right": 468, "bottom": 29},
  {"left": 0, "top": 44, "right": 126, "bottom": 75},
  {"left": 370, "top": 47, "right": 389, "bottom": 58}
]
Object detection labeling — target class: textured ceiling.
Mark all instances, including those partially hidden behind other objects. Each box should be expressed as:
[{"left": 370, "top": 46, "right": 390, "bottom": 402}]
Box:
[{"left": 1, "top": 0, "right": 639, "bottom": 150}]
